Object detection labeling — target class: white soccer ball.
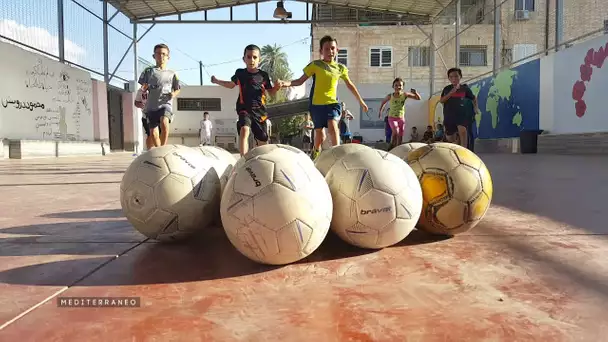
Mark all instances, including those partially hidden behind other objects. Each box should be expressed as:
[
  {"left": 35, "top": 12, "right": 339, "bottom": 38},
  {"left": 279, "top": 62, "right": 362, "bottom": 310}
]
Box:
[
  {"left": 220, "top": 147, "right": 333, "bottom": 265},
  {"left": 325, "top": 148, "right": 423, "bottom": 249},
  {"left": 120, "top": 144, "right": 222, "bottom": 242},
  {"left": 233, "top": 144, "right": 313, "bottom": 175},
  {"left": 194, "top": 145, "right": 237, "bottom": 192},
  {"left": 314, "top": 143, "right": 371, "bottom": 176},
  {"left": 389, "top": 142, "right": 428, "bottom": 160}
]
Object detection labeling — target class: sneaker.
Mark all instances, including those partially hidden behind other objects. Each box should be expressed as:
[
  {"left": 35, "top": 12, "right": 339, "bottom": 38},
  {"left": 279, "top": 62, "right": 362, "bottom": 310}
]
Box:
[{"left": 311, "top": 149, "right": 320, "bottom": 160}]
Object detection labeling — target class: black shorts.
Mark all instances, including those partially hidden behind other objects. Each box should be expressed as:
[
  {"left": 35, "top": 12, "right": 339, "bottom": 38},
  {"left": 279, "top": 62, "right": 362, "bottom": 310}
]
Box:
[
  {"left": 443, "top": 112, "right": 468, "bottom": 136},
  {"left": 147, "top": 105, "right": 173, "bottom": 130},
  {"left": 302, "top": 135, "right": 311, "bottom": 144},
  {"left": 236, "top": 110, "right": 269, "bottom": 143}
]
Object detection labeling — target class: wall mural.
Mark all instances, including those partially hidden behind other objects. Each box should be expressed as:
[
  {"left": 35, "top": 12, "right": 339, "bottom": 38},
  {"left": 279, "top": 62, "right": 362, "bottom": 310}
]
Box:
[{"left": 468, "top": 59, "right": 541, "bottom": 139}]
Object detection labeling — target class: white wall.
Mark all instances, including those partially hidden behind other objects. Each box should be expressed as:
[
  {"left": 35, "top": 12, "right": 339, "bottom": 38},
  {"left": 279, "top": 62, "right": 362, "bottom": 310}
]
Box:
[
  {"left": 171, "top": 85, "right": 239, "bottom": 137},
  {"left": 174, "top": 81, "right": 430, "bottom": 145},
  {"left": 0, "top": 41, "right": 94, "bottom": 141},
  {"left": 540, "top": 34, "right": 608, "bottom": 134}
]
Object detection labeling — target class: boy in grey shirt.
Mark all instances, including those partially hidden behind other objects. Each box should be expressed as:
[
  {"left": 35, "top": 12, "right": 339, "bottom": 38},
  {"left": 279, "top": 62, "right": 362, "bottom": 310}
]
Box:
[{"left": 136, "top": 43, "right": 181, "bottom": 147}]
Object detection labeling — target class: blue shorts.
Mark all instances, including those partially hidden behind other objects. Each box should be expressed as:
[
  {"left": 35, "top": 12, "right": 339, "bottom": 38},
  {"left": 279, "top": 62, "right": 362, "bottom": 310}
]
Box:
[{"left": 310, "top": 103, "right": 341, "bottom": 129}]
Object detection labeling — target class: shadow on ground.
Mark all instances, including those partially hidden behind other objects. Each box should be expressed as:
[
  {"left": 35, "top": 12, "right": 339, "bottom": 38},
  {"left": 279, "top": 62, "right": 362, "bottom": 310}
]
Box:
[{"left": 0, "top": 227, "right": 446, "bottom": 286}]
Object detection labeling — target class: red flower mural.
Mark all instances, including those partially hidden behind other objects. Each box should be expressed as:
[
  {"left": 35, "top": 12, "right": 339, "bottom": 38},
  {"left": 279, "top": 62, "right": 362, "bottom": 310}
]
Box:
[{"left": 573, "top": 43, "right": 608, "bottom": 118}]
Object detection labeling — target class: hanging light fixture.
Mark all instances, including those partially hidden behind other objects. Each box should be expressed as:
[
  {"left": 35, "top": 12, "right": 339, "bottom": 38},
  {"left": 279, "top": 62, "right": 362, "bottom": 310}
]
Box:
[{"left": 273, "top": 1, "right": 290, "bottom": 19}]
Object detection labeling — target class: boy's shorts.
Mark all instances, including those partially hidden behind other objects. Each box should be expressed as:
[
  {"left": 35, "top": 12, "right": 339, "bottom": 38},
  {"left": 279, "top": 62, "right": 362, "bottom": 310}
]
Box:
[
  {"left": 236, "top": 109, "right": 269, "bottom": 143},
  {"left": 146, "top": 104, "right": 173, "bottom": 130},
  {"left": 302, "top": 135, "right": 312, "bottom": 144},
  {"left": 443, "top": 112, "right": 467, "bottom": 136},
  {"left": 310, "top": 103, "right": 341, "bottom": 129}
]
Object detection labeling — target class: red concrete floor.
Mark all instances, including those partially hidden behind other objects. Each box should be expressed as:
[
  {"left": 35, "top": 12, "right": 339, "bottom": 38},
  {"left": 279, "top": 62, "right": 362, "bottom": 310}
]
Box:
[{"left": 0, "top": 153, "right": 607, "bottom": 342}]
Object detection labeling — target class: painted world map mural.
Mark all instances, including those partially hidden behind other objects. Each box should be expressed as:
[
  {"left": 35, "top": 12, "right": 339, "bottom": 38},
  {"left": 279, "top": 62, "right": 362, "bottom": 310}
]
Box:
[{"left": 469, "top": 59, "right": 540, "bottom": 139}]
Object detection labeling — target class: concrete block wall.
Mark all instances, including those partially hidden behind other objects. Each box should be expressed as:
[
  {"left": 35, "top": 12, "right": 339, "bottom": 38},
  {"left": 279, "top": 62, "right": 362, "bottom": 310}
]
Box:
[{"left": 538, "top": 132, "right": 608, "bottom": 155}]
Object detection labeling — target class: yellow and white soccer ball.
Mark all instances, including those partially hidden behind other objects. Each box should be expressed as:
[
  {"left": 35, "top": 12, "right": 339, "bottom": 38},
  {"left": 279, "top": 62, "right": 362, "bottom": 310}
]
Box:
[
  {"left": 220, "top": 146, "right": 332, "bottom": 265},
  {"left": 120, "top": 144, "right": 222, "bottom": 242},
  {"left": 389, "top": 142, "right": 428, "bottom": 160},
  {"left": 406, "top": 142, "right": 493, "bottom": 235},
  {"left": 314, "top": 143, "right": 371, "bottom": 176},
  {"left": 325, "top": 148, "right": 423, "bottom": 249}
]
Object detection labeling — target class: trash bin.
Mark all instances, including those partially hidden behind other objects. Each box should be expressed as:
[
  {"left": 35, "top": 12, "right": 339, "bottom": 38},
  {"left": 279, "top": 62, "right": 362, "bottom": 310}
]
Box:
[{"left": 519, "top": 130, "right": 543, "bottom": 154}]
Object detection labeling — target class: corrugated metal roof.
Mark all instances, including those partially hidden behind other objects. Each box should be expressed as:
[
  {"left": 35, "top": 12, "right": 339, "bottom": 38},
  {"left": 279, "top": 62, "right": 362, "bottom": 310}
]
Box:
[{"left": 107, "top": 0, "right": 450, "bottom": 22}]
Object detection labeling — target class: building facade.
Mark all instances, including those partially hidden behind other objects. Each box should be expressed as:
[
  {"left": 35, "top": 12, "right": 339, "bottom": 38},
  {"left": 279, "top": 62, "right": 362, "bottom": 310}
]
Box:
[{"left": 311, "top": 0, "right": 608, "bottom": 92}]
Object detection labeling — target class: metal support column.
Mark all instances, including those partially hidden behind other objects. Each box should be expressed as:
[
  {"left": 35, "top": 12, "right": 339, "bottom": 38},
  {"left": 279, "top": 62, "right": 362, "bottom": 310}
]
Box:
[
  {"left": 133, "top": 25, "right": 138, "bottom": 84},
  {"left": 199, "top": 61, "right": 204, "bottom": 85},
  {"left": 102, "top": 0, "right": 110, "bottom": 84},
  {"left": 493, "top": 0, "right": 501, "bottom": 74},
  {"left": 555, "top": 0, "right": 564, "bottom": 51},
  {"left": 57, "top": 0, "right": 65, "bottom": 62},
  {"left": 455, "top": 0, "right": 461, "bottom": 67},
  {"left": 133, "top": 23, "right": 143, "bottom": 154},
  {"left": 429, "top": 23, "right": 436, "bottom": 96}
]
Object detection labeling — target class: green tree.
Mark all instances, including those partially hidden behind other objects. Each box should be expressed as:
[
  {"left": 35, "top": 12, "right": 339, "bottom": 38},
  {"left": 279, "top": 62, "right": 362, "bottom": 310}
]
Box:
[
  {"left": 259, "top": 44, "right": 293, "bottom": 105},
  {"left": 260, "top": 44, "right": 305, "bottom": 140}
]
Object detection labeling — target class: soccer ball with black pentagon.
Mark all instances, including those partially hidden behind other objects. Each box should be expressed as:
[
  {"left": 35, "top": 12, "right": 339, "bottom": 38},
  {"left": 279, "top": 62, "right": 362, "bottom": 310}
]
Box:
[
  {"left": 220, "top": 147, "right": 332, "bottom": 265},
  {"left": 120, "top": 144, "right": 222, "bottom": 242},
  {"left": 406, "top": 142, "right": 493, "bottom": 235},
  {"left": 325, "top": 148, "right": 423, "bottom": 249}
]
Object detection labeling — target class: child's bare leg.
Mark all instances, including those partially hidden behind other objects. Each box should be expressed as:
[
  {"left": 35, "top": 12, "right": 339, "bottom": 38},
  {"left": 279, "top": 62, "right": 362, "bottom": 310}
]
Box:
[
  {"left": 327, "top": 119, "right": 340, "bottom": 147},
  {"left": 151, "top": 127, "right": 161, "bottom": 147},
  {"left": 314, "top": 128, "right": 325, "bottom": 151},
  {"left": 146, "top": 135, "right": 155, "bottom": 149},
  {"left": 457, "top": 125, "right": 468, "bottom": 149},
  {"left": 239, "top": 126, "right": 251, "bottom": 156},
  {"left": 160, "top": 117, "right": 170, "bottom": 146}
]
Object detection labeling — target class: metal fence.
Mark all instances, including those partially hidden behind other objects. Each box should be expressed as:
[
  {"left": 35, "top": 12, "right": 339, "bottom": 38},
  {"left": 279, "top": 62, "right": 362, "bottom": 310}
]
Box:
[
  {"left": 391, "top": 0, "right": 608, "bottom": 95},
  {"left": 0, "top": 0, "right": 201, "bottom": 88}
]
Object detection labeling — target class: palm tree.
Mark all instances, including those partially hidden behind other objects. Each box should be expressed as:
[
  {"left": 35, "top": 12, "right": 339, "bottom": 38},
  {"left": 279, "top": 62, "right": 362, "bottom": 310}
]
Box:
[{"left": 259, "top": 44, "right": 293, "bottom": 84}]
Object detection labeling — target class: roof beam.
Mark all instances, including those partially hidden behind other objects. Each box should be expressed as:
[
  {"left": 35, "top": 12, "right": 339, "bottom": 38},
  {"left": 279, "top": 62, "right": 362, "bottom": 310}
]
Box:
[{"left": 107, "top": 0, "right": 436, "bottom": 23}]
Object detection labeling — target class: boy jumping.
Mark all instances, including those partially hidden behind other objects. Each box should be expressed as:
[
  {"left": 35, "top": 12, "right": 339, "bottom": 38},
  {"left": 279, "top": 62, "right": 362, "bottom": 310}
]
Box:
[
  {"left": 135, "top": 43, "right": 181, "bottom": 148},
  {"left": 278, "top": 35, "right": 368, "bottom": 159},
  {"left": 211, "top": 44, "right": 279, "bottom": 156}
]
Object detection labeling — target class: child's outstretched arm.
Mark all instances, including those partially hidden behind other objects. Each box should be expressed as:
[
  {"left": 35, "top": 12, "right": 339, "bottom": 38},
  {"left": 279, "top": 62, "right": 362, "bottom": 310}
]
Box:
[
  {"left": 378, "top": 94, "right": 391, "bottom": 118},
  {"left": 406, "top": 90, "right": 422, "bottom": 100},
  {"left": 343, "top": 78, "right": 369, "bottom": 113},
  {"left": 211, "top": 75, "right": 236, "bottom": 89},
  {"left": 280, "top": 73, "right": 309, "bottom": 88}
]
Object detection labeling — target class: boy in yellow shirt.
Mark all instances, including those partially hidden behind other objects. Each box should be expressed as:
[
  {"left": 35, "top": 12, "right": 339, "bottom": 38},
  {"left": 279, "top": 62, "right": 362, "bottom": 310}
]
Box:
[{"left": 278, "top": 36, "right": 368, "bottom": 159}]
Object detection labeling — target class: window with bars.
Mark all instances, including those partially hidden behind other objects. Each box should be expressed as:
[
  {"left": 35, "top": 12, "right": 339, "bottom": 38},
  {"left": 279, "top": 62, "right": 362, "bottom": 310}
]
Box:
[
  {"left": 337, "top": 49, "right": 348, "bottom": 66},
  {"left": 460, "top": 46, "right": 488, "bottom": 67},
  {"left": 370, "top": 47, "right": 392, "bottom": 67},
  {"left": 515, "top": 0, "right": 535, "bottom": 11},
  {"left": 177, "top": 98, "right": 222, "bottom": 111},
  {"left": 408, "top": 46, "right": 431, "bottom": 67}
]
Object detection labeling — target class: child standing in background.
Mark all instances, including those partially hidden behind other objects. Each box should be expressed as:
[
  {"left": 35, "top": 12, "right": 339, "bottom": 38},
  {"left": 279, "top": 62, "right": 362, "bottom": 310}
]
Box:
[{"left": 199, "top": 111, "right": 213, "bottom": 146}]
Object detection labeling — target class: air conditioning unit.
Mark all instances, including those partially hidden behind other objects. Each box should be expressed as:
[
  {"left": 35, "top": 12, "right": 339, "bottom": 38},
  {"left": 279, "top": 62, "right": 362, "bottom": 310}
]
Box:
[{"left": 515, "top": 10, "right": 530, "bottom": 21}]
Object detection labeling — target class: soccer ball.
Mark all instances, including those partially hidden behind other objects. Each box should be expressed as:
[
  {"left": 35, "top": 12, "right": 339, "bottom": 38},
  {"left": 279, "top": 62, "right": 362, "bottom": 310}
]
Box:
[
  {"left": 120, "top": 144, "right": 222, "bottom": 242},
  {"left": 314, "top": 143, "right": 371, "bottom": 176},
  {"left": 220, "top": 147, "right": 333, "bottom": 265},
  {"left": 389, "top": 142, "right": 428, "bottom": 160},
  {"left": 325, "top": 148, "right": 423, "bottom": 249},
  {"left": 233, "top": 144, "right": 313, "bottom": 175},
  {"left": 194, "top": 145, "right": 237, "bottom": 192},
  {"left": 406, "top": 142, "right": 493, "bottom": 235}
]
